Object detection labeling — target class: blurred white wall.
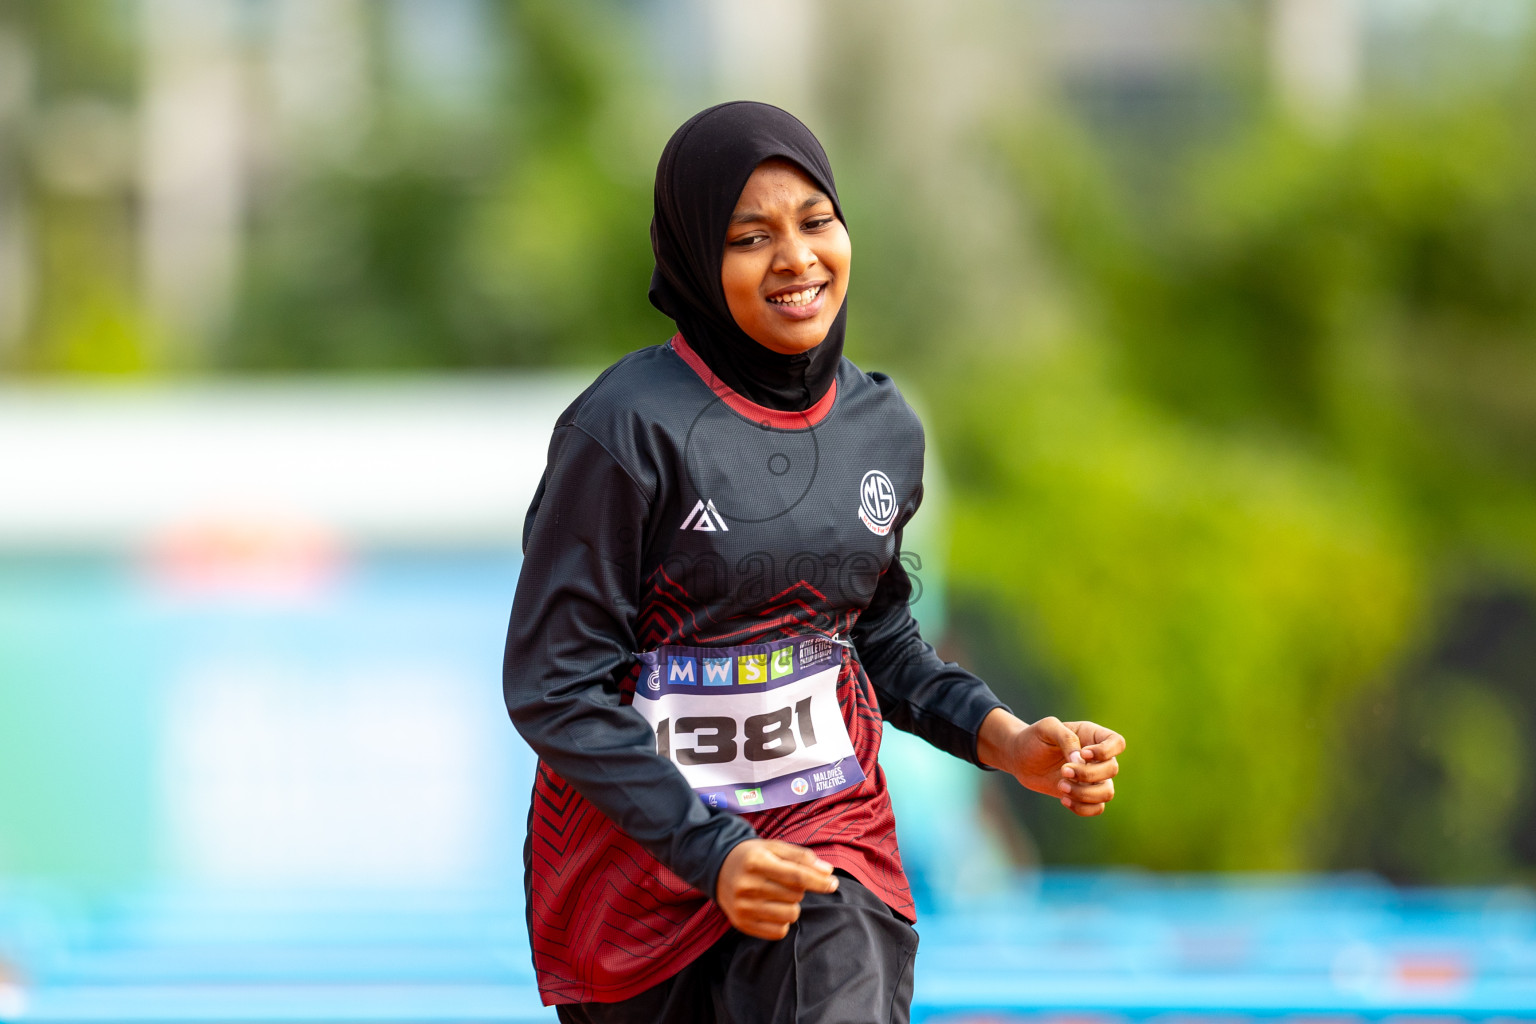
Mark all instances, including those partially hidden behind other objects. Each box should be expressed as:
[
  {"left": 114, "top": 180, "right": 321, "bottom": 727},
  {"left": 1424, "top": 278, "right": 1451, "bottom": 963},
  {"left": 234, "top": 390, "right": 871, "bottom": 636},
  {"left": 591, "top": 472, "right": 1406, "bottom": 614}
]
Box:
[{"left": 2, "top": 377, "right": 582, "bottom": 549}]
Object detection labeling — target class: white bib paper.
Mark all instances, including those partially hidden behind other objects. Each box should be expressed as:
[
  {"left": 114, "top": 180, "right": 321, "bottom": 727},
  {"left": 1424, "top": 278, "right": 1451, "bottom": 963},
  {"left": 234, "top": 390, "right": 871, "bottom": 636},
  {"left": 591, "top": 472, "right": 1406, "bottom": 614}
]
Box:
[{"left": 633, "top": 636, "right": 866, "bottom": 812}]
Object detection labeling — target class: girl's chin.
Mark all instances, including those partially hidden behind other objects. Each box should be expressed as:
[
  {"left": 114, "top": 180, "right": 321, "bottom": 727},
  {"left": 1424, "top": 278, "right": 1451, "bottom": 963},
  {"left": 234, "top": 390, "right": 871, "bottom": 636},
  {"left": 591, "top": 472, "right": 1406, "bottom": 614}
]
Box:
[
  {"left": 750, "top": 324, "right": 829, "bottom": 355},
  {"left": 746, "top": 301, "right": 841, "bottom": 354}
]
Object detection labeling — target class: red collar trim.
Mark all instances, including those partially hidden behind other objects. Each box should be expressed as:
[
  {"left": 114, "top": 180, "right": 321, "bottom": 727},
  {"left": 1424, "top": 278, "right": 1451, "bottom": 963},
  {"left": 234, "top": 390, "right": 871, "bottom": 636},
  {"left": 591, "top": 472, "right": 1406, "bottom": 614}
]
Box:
[{"left": 669, "top": 334, "right": 837, "bottom": 430}]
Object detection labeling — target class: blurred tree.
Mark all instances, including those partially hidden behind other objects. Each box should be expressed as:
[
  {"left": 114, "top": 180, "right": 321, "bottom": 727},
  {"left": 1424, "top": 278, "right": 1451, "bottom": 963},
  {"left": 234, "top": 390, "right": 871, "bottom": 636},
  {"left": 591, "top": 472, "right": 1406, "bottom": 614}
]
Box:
[
  {"left": 930, "top": 28, "right": 1536, "bottom": 879},
  {"left": 225, "top": 0, "right": 669, "bottom": 372},
  {"left": 1325, "top": 586, "right": 1536, "bottom": 883},
  {"left": 1016, "top": 88, "right": 1536, "bottom": 564},
  {"left": 0, "top": 0, "right": 150, "bottom": 374},
  {"left": 935, "top": 341, "right": 1416, "bottom": 870}
]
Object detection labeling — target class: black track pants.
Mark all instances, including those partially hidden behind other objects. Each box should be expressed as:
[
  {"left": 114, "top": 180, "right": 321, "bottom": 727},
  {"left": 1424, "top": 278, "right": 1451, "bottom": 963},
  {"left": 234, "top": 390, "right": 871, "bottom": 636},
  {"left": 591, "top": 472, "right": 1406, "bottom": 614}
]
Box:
[{"left": 555, "top": 872, "right": 918, "bottom": 1024}]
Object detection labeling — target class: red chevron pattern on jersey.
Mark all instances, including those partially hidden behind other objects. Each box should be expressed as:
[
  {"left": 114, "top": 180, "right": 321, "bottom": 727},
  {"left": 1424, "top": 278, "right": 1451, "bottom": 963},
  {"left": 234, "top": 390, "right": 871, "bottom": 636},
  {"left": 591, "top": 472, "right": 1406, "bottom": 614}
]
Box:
[{"left": 525, "top": 571, "right": 912, "bottom": 1004}]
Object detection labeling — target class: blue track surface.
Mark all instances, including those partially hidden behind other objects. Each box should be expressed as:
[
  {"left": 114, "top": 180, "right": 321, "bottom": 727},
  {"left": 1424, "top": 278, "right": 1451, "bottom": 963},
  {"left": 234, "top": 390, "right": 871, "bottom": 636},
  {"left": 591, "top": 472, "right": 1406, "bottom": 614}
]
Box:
[{"left": 1, "top": 872, "right": 1532, "bottom": 1022}]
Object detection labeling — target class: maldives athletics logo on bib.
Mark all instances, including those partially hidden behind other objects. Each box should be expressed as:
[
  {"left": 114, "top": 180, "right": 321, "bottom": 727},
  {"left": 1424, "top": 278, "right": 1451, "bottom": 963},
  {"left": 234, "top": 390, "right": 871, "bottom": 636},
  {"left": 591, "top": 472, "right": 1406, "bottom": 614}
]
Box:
[{"left": 858, "top": 470, "right": 897, "bottom": 536}]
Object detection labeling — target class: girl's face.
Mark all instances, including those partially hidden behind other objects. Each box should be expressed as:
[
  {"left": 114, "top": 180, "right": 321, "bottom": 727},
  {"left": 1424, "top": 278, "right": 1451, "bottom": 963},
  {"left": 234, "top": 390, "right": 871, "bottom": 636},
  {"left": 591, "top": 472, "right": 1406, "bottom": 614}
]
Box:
[{"left": 721, "top": 159, "right": 851, "bottom": 355}]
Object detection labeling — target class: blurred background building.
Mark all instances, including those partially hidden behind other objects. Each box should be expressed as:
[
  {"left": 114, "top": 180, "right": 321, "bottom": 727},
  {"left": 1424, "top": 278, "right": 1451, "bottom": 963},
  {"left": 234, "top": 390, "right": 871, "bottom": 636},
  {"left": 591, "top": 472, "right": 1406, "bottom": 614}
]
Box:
[{"left": 2, "top": 0, "right": 1536, "bottom": 1020}]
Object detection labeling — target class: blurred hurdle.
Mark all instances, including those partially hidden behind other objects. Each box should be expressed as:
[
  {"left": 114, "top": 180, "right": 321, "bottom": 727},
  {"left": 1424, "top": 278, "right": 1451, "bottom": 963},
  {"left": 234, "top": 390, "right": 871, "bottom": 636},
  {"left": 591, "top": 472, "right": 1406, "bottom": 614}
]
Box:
[
  {"left": 2, "top": 872, "right": 1533, "bottom": 1023},
  {"left": 0, "top": 885, "right": 550, "bottom": 1021},
  {"left": 910, "top": 871, "right": 1536, "bottom": 1022}
]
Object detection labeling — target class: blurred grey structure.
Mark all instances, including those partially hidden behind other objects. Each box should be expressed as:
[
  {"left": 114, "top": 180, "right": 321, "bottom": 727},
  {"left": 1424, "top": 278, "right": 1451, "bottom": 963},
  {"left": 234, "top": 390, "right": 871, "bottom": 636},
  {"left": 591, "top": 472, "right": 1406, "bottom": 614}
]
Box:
[
  {"left": 139, "top": 0, "right": 244, "bottom": 355},
  {"left": 1271, "top": 0, "right": 1362, "bottom": 128}
]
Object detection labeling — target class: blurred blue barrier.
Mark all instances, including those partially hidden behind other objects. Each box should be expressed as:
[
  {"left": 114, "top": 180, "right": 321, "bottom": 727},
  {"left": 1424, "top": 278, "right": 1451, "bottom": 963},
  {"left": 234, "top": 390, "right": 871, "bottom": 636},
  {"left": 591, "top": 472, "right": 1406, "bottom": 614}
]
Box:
[
  {"left": 1, "top": 872, "right": 1532, "bottom": 1023},
  {"left": 909, "top": 872, "right": 1536, "bottom": 1022}
]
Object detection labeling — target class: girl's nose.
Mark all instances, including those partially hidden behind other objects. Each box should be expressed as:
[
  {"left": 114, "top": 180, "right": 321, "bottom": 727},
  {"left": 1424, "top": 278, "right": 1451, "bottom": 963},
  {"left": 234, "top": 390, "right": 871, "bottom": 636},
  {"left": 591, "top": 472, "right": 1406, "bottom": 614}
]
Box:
[{"left": 772, "top": 234, "right": 818, "bottom": 277}]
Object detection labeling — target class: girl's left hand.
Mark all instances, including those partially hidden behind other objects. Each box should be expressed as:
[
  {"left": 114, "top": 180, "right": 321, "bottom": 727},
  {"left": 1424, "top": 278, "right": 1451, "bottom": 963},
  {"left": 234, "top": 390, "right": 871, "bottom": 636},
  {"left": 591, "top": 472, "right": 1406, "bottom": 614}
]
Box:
[{"left": 977, "top": 710, "right": 1125, "bottom": 817}]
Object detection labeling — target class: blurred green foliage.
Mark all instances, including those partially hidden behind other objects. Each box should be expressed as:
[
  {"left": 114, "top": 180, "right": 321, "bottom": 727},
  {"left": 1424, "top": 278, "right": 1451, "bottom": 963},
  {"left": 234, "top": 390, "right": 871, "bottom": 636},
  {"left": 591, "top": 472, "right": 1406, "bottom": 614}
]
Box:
[
  {"left": 937, "top": 55, "right": 1536, "bottom": 880},
  {"left": 231, "top": 0, "right": 669, "bottom": 370},
  {"left": 0, "top": 0, "right": 146, "bottom": 372},
  {"left": 4, "top": 0, "right": 1534, "bottom": 882},
  {"left": 939, "top": 341, "right": 1416, "bottom": 871}
]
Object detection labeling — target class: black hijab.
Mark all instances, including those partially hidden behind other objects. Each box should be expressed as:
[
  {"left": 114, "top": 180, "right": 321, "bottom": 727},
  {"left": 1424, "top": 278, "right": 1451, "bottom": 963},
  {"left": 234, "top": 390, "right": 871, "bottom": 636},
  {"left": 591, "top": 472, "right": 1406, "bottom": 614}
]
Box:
[{"left": 649, "top": 101, "right": 846, "bottom": 413}]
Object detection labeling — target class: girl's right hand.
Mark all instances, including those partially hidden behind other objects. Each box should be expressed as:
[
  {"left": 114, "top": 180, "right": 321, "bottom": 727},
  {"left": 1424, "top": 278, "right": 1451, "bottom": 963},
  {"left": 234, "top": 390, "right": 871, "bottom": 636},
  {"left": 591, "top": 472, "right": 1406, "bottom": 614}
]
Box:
[{"left": 715, "top": 838, "right": 839, "bottom": 940}]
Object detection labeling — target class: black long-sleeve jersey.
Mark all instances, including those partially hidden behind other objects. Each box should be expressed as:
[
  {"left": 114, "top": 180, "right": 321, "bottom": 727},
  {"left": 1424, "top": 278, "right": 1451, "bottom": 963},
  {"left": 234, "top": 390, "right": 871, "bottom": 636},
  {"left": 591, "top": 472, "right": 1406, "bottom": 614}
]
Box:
[{"left": 503, "top": 335, "right": 1007, "bottom": 1004}]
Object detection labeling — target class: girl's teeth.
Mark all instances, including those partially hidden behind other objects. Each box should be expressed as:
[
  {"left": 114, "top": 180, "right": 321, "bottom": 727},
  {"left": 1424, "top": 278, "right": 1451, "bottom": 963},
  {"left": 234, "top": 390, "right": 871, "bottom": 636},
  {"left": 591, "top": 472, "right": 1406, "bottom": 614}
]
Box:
[{"left": 771, "top": 285, "right": 821, "bottom": 306}]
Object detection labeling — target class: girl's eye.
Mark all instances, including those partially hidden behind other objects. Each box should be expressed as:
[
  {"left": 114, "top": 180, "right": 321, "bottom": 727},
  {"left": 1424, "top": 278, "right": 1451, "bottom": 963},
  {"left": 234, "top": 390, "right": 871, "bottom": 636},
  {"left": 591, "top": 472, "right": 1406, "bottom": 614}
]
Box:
[
  {"left": 728, "top": 234, "right": 763, "bottom": 249},
  {"left": 804, "top": 216, "right": 834, "bottom": 231}
]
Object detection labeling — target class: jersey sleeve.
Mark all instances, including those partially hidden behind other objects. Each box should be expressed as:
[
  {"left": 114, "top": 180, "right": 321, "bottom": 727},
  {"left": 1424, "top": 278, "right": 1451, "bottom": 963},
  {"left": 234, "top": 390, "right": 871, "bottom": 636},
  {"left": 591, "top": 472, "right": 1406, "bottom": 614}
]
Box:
[
  {"left": 502, "top": 422, "right": 757, "bottom": 897},
  {"left": 850, "top": 504, "right": 1011, "bottom": 766}
]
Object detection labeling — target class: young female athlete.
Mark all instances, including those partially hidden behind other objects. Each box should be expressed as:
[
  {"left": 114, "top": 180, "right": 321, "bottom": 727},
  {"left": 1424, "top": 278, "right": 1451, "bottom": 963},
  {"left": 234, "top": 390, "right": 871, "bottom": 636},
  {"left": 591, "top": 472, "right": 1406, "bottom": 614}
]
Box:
[{"left": 503, "top": 101, "right": 1125, "bottom": 1024}]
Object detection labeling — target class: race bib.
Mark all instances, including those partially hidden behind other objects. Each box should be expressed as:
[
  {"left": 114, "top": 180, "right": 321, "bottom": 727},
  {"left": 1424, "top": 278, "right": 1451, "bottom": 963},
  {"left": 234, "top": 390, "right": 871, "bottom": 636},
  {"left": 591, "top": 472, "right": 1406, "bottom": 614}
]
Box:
[{"left": 633, "top": 635, "right": 866, "bottom": 813}]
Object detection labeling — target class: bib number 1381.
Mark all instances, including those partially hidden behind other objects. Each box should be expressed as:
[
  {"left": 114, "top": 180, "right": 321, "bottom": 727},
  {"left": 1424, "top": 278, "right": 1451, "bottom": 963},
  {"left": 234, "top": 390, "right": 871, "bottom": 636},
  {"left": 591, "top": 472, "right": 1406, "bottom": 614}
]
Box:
[{"left": 656, "top": 696, "right": 818, "bottom": 765}]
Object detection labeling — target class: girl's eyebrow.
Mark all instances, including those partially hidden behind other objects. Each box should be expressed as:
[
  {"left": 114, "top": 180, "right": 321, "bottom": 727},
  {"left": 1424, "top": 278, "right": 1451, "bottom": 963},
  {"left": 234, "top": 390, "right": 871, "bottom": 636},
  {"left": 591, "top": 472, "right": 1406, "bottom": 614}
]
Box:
[{"left": 728, "top": 193, "right": 831, "bottom": 226}]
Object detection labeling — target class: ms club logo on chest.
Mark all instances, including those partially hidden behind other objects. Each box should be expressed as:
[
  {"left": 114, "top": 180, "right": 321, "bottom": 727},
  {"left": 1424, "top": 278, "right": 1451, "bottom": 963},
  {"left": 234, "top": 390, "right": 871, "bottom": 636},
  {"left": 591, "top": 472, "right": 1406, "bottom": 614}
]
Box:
[{"left": 858, "top": 470, "right": 897, "bottom": 537}]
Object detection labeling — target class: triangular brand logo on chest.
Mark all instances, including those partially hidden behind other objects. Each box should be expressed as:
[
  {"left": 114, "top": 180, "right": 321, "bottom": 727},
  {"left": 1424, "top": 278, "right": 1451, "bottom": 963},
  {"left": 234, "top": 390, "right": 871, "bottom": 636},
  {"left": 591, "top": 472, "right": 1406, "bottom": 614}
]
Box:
[{"left": 680, "top": 498, "right": 729, "bottom": 532}]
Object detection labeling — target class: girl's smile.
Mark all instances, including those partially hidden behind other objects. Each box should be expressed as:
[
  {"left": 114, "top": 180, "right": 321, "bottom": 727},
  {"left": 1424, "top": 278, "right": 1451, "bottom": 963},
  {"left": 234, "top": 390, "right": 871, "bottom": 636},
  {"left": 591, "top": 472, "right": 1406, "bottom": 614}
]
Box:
[{"left": 764, "top": 280, "right": 827, "bottom": 319}]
